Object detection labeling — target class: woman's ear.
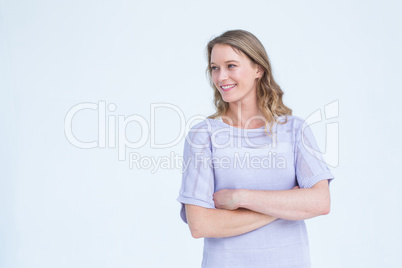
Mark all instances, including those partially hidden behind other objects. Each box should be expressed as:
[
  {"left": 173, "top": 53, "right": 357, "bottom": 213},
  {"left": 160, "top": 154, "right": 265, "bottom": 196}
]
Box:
[{"left": 256, "top": 65, "right": 264, "bottom": 78}]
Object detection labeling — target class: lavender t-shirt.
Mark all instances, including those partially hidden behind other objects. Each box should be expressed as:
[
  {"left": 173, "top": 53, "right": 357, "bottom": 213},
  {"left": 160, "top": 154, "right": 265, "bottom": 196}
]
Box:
[{"left": 177, "top": 115, "right": 334, "bottom": 268}]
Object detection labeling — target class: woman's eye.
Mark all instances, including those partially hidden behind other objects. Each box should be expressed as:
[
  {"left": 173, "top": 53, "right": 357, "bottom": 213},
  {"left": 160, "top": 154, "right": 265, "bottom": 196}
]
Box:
[
  {"left": 211, "top": 66, "right": 218, "bottom": 71},
  {"left": 228, "top": 64, "right": 236, "bottom": 68}
]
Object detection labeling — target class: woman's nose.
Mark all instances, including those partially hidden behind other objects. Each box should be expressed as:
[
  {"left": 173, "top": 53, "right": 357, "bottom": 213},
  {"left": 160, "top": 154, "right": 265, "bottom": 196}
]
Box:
[{"left": 218, "top": 69, "right": 228, "bottom": 81}]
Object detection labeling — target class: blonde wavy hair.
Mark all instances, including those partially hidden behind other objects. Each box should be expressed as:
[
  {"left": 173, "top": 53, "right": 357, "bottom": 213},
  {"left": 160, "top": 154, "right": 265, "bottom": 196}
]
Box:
[{"left": 206, "top": 29, "right": 292, "bottom": 136}]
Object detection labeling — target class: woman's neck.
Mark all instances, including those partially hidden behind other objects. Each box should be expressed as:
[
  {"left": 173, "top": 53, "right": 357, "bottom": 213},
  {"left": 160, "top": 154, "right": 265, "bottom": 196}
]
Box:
[{"left": 223, "top": 101, "right": 266, "bottom": 129}]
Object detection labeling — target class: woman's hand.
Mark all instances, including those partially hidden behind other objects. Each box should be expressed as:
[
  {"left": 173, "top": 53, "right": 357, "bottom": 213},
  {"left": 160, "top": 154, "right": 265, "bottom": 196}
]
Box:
[
  {"left": 213, "top": 189, "right": 240, "bottom": 210},
  {"left": 213, "top": 186, "right": 300, "bottom": 210}
]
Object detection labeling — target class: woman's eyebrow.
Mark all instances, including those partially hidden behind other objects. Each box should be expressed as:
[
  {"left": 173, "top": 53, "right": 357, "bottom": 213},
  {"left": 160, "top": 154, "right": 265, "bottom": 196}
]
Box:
[{"left": 210, "top": 60, "right": 240, "bottom": 65}]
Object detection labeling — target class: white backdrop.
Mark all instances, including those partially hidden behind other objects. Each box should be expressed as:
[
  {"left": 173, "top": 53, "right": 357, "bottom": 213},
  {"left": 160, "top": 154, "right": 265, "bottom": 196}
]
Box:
[{"left": 1, "top": 0, "right": 401, "bottom": 267}]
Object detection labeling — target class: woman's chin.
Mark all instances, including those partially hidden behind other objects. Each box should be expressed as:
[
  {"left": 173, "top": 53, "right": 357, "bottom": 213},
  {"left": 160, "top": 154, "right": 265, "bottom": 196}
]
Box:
[
  {"left": 221, "top": 95, "right": 238, "bottom": 103},
  {"left": 223, "top": 99, "right": 240, "bottom": 104}
]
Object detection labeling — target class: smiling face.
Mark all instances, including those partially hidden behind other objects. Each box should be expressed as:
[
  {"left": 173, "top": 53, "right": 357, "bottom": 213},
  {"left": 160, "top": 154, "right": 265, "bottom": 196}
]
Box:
[{"left": 210, "top": 44, "right": 263, "bottom": 104}]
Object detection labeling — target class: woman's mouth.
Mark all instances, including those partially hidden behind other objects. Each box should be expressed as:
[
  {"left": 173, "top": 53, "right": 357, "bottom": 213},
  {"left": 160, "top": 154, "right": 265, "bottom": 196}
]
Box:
[{"left": 220, "top": 84, "right": 237, "bottom": 92}]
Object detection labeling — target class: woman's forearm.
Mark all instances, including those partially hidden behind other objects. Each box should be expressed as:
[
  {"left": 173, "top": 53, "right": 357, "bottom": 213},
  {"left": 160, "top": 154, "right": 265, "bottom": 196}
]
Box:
[
  {"left": 185, "top": 204, "right": 277, "bottom": 239},
  {"left": 236, "top": 181, "right": 330, "bottom": 220}
]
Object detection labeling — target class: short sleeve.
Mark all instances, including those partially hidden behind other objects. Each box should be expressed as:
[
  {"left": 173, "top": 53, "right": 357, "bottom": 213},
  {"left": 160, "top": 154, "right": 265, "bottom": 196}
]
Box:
[
  {"left": 176, "top": 121, "right": 215, "bottom": 223},
  {"left": 295, "top": 122, "right": 335, "bottom": 188}
]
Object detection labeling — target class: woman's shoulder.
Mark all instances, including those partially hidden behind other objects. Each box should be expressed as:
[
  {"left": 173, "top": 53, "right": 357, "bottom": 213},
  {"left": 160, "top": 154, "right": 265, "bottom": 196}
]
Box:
[
  {"left": 187, "top": 118, "right": 216, "bottom": 131},
  {"left": 187, "top": 117, "right": 227, "bottom": 131},
  {"left": 184, "top": 118, "right": 230, "bottom": 149},
  {"left": 276, "top": 115, "right": 305, "bottom": 130},
  {"left": 184, "top": 118, "right": 215, "bottom": 141}
]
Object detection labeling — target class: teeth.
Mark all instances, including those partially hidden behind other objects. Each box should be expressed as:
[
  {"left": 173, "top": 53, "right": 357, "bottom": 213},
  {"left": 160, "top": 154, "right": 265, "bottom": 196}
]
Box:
[{"left": 221, "top": 84, "right": 236, "bottom": 89}]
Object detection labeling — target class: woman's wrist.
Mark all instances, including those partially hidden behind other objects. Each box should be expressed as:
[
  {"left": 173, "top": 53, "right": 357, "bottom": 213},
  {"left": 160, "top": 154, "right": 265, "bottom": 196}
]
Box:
[{"left": 235, "top": 189, "right": 251, "bottom": 209}]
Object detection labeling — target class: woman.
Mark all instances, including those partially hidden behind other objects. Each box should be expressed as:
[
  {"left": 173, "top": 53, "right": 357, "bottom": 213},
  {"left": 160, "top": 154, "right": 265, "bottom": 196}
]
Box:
[{"left": 177, "top": 29, "right": 334, "bottom": 267}]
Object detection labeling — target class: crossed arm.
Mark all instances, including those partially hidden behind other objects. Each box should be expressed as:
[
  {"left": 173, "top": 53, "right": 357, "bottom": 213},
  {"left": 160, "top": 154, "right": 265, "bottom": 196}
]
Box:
[{"left": 185, "top": 179, "right": 331, "bottom": 239}]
